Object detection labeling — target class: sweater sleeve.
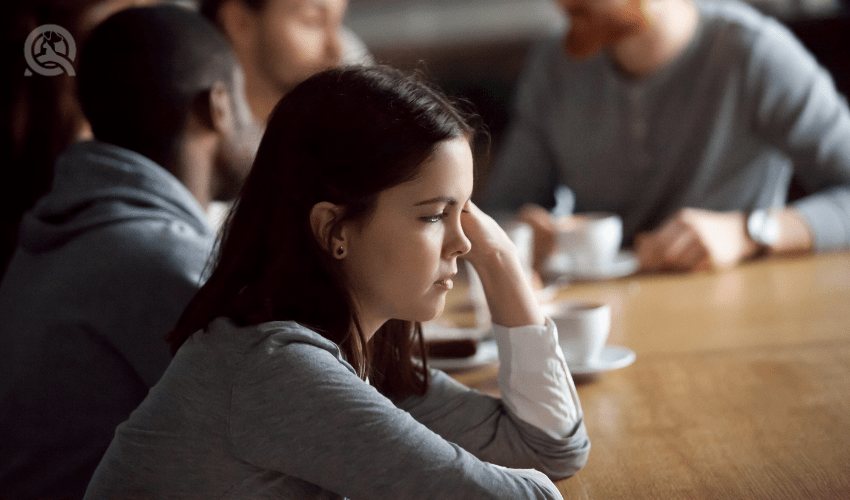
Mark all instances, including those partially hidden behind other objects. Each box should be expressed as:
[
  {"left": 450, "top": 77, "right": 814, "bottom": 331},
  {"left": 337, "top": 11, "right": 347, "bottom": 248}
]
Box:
[
  {"left": 228, "top": 340, "right": 565, "bottom": 500},
  {"left": 745, "top": 16, "right": 850, "bottom": 250},
  {"left": 398, "top": 321, "right": 590, "bottom": 481}
]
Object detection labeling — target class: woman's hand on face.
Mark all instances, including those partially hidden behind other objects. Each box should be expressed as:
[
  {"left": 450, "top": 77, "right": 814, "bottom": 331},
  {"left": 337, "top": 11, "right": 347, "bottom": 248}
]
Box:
[
  {"left": 459, "top": 201, "right": 518, "bottom": 269},
  {"left": 460, "top": 202, "right": 545, "bottom": 327}
]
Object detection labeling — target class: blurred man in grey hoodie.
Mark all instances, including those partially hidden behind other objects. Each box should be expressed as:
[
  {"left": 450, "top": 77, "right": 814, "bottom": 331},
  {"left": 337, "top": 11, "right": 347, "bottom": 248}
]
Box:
[{"left": 0, "top": 5, "right": 261, "bottom": 498}]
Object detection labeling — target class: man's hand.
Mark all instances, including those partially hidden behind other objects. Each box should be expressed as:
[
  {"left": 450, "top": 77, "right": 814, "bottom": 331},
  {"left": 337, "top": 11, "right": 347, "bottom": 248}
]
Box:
[
  {"left": 635, "top": 208, "right": 759, "bottom": 273},
  {"left": 516, "top": 203, "right": 557, "bottom": 274}
]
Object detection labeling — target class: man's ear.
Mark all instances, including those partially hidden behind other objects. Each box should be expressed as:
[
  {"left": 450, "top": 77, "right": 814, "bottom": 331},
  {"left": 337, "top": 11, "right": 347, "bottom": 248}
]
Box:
[
  {"left": 310, "top": 202, "right": 347, "bottom": 256},
  {"left": 205, "top": 82, "right": 235, "bottom": 135}
]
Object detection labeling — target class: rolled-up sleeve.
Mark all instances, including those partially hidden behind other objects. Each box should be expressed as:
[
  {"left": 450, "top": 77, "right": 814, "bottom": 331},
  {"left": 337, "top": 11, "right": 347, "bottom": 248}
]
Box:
[{"left": 398, "top": 320, "right": 590, "bottom": 480}]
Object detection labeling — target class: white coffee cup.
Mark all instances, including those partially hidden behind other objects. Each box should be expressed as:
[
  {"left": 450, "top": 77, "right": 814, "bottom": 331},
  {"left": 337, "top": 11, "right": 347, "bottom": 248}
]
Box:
[
  {"left": 544, "top": 301, "right": 611, "bottom": 366},
  {"left": 553, "top": 212, "right": 623, "bottom": 271}
]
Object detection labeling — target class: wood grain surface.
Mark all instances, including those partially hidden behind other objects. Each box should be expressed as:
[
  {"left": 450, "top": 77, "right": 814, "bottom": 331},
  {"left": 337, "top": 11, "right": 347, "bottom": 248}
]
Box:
[{"left": 448, "top": 252, "right": 850, "bottom": 499}]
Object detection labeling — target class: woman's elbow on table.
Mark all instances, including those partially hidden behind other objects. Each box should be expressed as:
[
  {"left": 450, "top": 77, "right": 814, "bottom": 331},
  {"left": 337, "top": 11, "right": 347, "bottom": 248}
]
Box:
[{"left": 533, "top": 418, "right": 591, "bottom": 481}]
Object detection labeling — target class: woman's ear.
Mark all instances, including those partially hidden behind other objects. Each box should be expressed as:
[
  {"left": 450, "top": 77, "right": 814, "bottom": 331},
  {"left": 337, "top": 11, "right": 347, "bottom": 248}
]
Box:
[{"left": 310, "top": 202, "right": 346, "bottom": 257}]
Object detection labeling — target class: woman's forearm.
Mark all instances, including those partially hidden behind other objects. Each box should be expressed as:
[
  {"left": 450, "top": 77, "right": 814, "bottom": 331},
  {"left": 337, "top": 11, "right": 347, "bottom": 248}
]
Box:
[{"left": 470, "top": 247, "right": 545, "bottom": 328}]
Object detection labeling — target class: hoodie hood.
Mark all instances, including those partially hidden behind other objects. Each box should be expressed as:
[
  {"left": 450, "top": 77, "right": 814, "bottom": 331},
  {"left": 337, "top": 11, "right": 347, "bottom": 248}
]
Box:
[{"left": 19, "top": 140, "right": 212, "bottom": 253}]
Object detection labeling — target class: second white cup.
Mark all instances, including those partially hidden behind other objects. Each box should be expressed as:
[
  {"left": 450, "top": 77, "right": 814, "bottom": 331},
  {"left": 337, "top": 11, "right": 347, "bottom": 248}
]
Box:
[
  {"left": 553, "top": 212, "right": 623, "bottom": 271},
  {"left": 544, "top": 301, "right": 611, "bottom": 366}
]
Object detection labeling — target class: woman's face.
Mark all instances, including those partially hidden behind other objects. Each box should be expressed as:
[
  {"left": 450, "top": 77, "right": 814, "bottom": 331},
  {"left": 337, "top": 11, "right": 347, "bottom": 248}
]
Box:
[{"left": 341, "top": 138, "right": 474, "bottom": 335}]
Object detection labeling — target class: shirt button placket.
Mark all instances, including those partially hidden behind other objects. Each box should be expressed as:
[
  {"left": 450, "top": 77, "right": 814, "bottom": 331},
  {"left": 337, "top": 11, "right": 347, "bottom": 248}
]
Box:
[{"left": 627, "top": 87, "right": 651, "bottom": 172}]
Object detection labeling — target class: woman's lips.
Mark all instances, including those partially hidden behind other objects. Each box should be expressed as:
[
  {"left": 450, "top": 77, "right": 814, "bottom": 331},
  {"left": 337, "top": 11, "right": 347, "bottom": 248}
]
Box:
[{"left": 435, "top": 278, "right": 454, "bottom": 290}]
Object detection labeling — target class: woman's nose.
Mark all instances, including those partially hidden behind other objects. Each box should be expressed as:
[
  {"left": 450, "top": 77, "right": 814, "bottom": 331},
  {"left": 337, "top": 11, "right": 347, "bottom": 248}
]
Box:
[{"left": 448, "top": 221, "right": 472, "bottom": 258}]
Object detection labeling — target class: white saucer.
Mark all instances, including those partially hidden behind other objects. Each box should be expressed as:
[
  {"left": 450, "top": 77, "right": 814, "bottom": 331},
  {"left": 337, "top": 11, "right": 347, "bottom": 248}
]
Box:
[
  {"left": 547, "top": 250, "right": 639, "bottom": 281},
  {"left": 427, "top": 339, "right": 498, "bottom": 371},
  {"left": 565, "top": 345, "right": 636, "bottom": 376}
]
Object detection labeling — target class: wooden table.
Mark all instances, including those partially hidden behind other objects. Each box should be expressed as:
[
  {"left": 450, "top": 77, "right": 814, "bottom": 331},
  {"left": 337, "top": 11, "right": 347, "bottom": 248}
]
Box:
[{"left": 448, "top": 252, "right": 850, "bottom": 499}]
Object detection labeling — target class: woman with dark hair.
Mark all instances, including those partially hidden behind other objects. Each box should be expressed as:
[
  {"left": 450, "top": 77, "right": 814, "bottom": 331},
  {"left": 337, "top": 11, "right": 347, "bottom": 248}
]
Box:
[{"left": 85, "top": 65, "right": 589, "bottom": 499}]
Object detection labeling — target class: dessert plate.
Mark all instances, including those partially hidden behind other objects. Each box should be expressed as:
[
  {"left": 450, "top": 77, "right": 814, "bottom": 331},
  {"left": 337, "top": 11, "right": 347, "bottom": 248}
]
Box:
[{"left": 427, "top": 339, "right": 498, "bottom": 371}]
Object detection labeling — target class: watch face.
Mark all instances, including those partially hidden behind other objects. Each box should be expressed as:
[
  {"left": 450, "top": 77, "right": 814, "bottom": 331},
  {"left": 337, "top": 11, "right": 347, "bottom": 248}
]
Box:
[
  {"left": 762, "top": 214, "right": 780, "bottom": 246},
  {"left": 748, "top": 210, "right": 780, "bottom": 247}
]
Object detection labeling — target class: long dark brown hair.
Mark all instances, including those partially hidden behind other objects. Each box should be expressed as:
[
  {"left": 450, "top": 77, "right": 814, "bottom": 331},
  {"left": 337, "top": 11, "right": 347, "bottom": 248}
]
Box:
[{"left": 167, "top": 65, "right": 474, "bottom": 398}]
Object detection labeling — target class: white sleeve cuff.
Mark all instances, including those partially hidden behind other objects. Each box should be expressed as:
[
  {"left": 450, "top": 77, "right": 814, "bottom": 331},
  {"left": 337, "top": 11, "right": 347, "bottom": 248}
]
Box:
[{"left": 493, "top": 318, "right": 582, "bottom": 439}]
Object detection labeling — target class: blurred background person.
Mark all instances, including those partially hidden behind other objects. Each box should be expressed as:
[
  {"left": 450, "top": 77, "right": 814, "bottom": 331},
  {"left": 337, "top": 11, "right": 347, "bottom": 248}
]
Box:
[
  {"left": 197, "top": 0, "right": 371, "bottom": 230},
  {"left": 0, "top": 0, "right": 156, "bottom": 279},
  {"left": 481, "top": 0, "right": 850, "bottom": 273},
  {"left": 0, "top": 5, "right": 261, "bottom": 498},
  {"left": 199, "top": 0, "right": 372, "bottom": 123}
]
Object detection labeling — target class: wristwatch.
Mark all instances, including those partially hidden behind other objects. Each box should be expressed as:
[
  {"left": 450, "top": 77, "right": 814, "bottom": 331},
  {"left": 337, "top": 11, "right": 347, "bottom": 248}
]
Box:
[{"left": 746, "top": 209, "right": 780, "bottom": 252}]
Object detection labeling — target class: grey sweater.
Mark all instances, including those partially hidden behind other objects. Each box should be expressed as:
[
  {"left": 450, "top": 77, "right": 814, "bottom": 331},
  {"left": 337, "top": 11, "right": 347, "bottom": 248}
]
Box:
[
  {"left": 85, "top": 318, "right": 589, "bottom": 499},
  {"left": 483, "top": 0, "right": 850, "bottom": 249}
]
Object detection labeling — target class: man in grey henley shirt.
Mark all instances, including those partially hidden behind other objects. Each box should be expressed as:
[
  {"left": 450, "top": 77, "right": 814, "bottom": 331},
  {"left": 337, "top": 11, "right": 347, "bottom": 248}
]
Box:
[{"left": 482, "top": 0, "right": 850, "bottom": 272}]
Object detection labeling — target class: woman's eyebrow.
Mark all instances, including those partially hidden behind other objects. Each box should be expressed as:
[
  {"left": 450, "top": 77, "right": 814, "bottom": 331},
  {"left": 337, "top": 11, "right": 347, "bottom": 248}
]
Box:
[{"left": 414, "top": 196, "right": 457, "bottom": 206}]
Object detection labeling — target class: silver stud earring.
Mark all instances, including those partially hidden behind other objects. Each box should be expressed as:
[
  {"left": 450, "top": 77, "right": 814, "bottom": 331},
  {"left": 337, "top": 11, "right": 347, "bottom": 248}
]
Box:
[{"left": 336, "top": 246, "right": 345, "bottom": 257}]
